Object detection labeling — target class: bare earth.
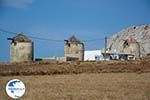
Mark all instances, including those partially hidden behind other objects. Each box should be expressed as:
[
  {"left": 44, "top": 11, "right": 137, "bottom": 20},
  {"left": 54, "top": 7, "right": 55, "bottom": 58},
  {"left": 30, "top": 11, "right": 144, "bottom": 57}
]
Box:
[{"left": 0, "top": 73, "right": 150, "bottom": 100}]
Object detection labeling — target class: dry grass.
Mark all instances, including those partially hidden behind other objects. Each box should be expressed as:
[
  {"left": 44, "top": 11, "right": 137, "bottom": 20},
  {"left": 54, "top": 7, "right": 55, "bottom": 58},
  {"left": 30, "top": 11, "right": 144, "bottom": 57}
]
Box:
[
  {"left": 0, "top": 61, "right": 150, "bottom": 99},
  {"left": 0, "top": 61, "right": 150, "bottom": 76},
  {"left": 0, "top": 73, "right": 150, "bottom": 100}
]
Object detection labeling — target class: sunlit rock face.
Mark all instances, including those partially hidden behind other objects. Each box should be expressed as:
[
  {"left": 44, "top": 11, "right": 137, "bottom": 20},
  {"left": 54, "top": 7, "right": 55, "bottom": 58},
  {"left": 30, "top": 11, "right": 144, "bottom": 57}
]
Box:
[{"left": 106, "top": 24, "right": 150, "bottom": 58}]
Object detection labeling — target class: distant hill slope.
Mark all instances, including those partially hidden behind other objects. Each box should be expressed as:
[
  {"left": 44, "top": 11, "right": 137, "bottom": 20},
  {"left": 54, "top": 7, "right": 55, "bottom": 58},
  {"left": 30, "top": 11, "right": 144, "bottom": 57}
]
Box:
[{"left": 106, "top": 24, "right": 150, "bottom": 57}]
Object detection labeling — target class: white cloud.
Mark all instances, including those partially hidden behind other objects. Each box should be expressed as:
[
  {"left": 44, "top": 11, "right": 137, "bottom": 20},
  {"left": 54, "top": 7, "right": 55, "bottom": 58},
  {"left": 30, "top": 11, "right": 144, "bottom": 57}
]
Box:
[{"left": 1, "top": 0, "right": 34, "bottom": 8}]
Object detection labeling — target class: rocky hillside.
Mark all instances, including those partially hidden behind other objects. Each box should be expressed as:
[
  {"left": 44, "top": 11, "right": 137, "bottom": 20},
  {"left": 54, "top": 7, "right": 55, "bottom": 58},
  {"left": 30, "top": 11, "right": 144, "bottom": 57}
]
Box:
[{"left": 106, "top": 24, "right": 150, "bottom": 58}]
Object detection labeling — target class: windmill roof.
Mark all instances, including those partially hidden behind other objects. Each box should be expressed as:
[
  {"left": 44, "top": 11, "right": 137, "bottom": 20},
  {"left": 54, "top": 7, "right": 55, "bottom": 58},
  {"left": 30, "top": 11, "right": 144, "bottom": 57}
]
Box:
[
  {"left": 13, "top": 34, "right": 32, "bottom": 42},
  {"left": 68, "top": 35, "right": 82, "bottom": 44}
]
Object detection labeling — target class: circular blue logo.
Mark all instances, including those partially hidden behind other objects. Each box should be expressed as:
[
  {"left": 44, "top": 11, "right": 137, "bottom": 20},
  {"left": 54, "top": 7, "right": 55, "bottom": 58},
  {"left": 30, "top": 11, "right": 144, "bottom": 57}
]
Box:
[{"left": 6, "top": 79, "right": 25, "bottom": 99}]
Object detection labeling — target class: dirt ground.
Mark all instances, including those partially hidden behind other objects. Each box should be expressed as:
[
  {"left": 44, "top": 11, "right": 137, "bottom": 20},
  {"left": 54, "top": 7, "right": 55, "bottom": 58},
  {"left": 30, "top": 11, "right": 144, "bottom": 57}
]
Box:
[{"left": 1, "top": 73, "right": 150, "bottom": 100}]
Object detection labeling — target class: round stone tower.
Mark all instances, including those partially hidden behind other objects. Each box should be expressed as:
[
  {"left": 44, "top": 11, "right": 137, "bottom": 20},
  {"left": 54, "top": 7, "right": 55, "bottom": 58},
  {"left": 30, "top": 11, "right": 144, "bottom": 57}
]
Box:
[
  {"left": 123, "top": 37, "right": 140, "bottom": 59},
  {"left": 64, "top": 36, "right": 84, "bottom": 61},
  {"left": 8, "top": 34, "right": 34, "bottom": 62}
]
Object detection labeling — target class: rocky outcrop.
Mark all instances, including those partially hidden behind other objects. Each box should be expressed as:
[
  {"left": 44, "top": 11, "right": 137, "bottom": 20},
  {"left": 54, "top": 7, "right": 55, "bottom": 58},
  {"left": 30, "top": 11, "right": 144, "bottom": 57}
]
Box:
[{"left": 106, "top": 24, "right": 150, "bottom": 58}]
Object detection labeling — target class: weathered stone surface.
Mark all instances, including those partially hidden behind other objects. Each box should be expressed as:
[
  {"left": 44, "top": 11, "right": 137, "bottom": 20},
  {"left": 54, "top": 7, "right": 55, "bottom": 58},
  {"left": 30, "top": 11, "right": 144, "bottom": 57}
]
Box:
[
  {"left": 106, "top": 24, "right": 150, "bottom": 58},
  {"left": 64, "top": 36, "right": 84, "bottom": 61},
  {"left": 10, "top": 34, "right": 34, "bottom": 62}
]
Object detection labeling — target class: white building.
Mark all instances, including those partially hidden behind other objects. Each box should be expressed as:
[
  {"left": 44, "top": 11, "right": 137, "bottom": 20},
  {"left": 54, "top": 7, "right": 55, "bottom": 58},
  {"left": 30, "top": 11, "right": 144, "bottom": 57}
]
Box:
[{"left": 84, "top": 50, "right": 104, "bottom": 61}]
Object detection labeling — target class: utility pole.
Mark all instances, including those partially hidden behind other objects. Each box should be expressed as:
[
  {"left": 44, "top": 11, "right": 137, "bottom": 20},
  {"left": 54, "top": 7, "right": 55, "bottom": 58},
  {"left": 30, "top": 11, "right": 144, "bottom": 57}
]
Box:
[
  {"left": 104, "top": 36, "right": 107, "bottom": 60},
  {"left": 137, "top": 41, "right": 141, "bottom": 60}
]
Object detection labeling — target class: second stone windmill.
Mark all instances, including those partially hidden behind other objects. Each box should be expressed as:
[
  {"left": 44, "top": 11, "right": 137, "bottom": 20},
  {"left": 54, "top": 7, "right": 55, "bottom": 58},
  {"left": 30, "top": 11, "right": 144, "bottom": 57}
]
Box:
[{"left": 64, "top": 36, "right": 84, "bottom": 61}]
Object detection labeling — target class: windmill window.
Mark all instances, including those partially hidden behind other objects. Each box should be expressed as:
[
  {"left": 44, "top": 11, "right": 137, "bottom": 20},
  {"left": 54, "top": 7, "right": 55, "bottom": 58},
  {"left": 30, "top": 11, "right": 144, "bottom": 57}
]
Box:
[{"left": 75, "top": 51, "right": 79, "bottom": 54}]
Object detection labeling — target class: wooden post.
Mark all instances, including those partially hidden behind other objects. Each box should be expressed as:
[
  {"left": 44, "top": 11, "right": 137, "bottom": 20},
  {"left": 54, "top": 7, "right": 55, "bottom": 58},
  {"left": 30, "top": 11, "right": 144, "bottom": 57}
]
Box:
[{"left": 104, "top": 36, "right": 107, "bottom": 60}]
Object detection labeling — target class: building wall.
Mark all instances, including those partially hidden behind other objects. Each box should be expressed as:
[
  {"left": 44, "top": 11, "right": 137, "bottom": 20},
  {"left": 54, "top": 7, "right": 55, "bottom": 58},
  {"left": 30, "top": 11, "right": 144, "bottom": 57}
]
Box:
[
  {"left": 56, "top": 57, "right": 67, "bottom": 62},
  {"left": 129, "top": 43, "right": 140, "bottom": 59},
  {"left": 64, "top": 43, "right": 84, "bottom": 61},
  {"left": 35, "top": 56, "right": 79, "bottom": 63},
  {"left": 84, "top": 50, "right": 103, "bottom": 61},
  {"left": 10, "top": 42, "right": 34, "bottom": 62},
  {"left": 123, "top": 43, "right": 140, "bottom": 59}
]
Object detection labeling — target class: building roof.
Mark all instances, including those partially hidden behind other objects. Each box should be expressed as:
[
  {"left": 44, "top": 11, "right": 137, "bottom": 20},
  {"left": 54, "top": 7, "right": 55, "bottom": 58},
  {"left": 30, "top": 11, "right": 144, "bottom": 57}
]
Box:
[
  {"left": 12, "top": 34, "right": 32, "bottom": 42},
  {"left": 68, "top": 35, "right": 82, "bottom": 44}
]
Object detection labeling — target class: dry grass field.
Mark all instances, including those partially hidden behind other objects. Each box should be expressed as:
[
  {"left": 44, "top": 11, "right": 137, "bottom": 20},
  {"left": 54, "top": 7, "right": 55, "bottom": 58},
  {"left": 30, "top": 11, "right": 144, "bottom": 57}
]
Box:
[
  {"left": 0, "top": 61, "right": 150, "bottom": 76},
  {"left": 0, "top": 73, "right": 150, "bottom": 100},
  {"left": 0, "top": 61, "right": 150, "bottom": 100}
]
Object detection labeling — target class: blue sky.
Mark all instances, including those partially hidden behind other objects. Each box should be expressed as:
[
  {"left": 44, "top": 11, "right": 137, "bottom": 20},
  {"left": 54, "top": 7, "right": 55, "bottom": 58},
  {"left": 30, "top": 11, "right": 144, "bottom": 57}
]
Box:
[{"left": 0, "top": 0, "right": 150, "bottom": 62}]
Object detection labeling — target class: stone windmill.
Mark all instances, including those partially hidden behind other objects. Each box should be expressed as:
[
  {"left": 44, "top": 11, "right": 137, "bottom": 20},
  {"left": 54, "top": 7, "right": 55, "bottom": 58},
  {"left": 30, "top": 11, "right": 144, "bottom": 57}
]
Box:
[
  {"left": 8, "top": 34, "right": 34, "bottom": 62},
  {"left": 64, "top": 36, "right": 84, "bottom": 61}
]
